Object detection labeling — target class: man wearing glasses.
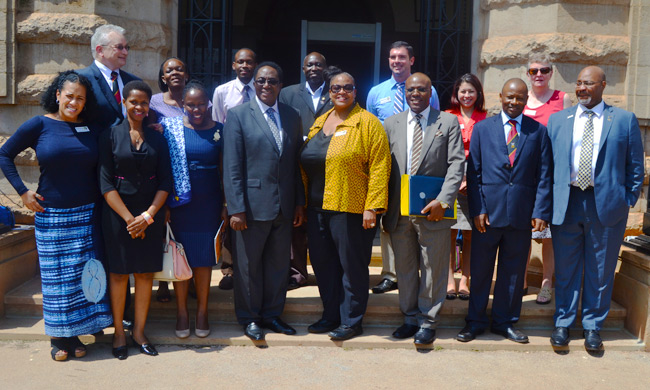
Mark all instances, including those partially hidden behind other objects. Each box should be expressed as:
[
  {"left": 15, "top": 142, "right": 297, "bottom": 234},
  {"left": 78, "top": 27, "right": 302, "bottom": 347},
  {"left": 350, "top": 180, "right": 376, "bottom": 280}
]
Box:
[
  {"left": 78, "top": 24, "right": 140, "bottom": 128},
  {"left": 547, "top": 66, "right": 643, "bottom": 352},
  {"left": 366, "top": 41, "right": 441, "bottom": 295},
  {"left": 223, "top": 62, "right": 305, "bottom": 342}
]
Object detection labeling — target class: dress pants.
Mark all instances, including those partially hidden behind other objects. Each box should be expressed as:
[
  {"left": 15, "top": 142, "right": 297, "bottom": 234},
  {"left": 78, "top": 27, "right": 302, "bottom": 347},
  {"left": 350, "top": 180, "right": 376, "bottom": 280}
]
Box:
[
  {"left": 551, "top": 187, "right": 627, "bottom": 330},
  {"left": 307, "top": 209, "right": 377, "bottom": 327},
  {"left": 232, "top": 213, "right": 292, "bottom": 325},
  {"left": 391, "top": 216, "right": 449, "bottom": 329},
  {"left": 289, "top": 224, "right": 309, "bottom": 285},
  {"left": 379, "top": 216, "right": 398, "bottom": 282},
  {"left": 466, "top": 225, "right": 531, "bottom": 330}
]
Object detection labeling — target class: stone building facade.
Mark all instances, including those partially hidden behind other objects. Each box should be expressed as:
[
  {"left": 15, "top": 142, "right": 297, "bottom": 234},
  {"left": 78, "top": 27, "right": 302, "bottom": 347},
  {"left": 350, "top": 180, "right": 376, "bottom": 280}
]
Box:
[{"left": 1, "top": 0, "right": 648, "bottom": 229}]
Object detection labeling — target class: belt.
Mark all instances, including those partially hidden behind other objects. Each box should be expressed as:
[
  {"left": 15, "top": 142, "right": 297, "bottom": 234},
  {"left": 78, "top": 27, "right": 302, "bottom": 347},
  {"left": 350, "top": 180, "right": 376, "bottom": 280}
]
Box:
[
  {"left": 188, "top": 162, "right": 217, "bottom": 170},
  {"left": 571, "top": 185, "right": 594, "bottom": 191}
]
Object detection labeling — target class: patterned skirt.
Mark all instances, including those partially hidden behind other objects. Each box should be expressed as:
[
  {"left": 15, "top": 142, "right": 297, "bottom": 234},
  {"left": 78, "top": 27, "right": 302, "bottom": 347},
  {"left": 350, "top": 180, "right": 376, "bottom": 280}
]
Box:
[{"left": 35, "top": 203, "right": 113, "bottom": 337}]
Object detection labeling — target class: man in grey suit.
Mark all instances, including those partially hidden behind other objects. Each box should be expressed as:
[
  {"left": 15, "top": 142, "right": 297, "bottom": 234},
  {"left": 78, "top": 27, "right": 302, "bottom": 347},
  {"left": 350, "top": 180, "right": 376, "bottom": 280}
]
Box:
[
  {"left": 547, "top": 66, "right": 644, "bottom": 352},
  {"left": 278, "top": 52, "right": 333, "bottom": 289},
  {"left": 223, "top": 62, "right": 305, "bottom": 342},
  {"left": 383, "top": 73, "right": 465, "bottom": 345}
]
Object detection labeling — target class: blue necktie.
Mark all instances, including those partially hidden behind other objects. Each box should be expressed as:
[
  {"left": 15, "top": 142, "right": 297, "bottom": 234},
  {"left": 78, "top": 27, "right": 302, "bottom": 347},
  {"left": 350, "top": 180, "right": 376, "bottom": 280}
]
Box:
[{"left": 393, "top": 82, "right": 405, "bottom": 115}]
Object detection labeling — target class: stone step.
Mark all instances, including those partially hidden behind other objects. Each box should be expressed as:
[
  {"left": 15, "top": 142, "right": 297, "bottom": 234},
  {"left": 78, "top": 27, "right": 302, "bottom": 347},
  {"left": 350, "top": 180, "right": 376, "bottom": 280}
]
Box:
[
  {"left": 0, "top": 316, "right": 642, "bottom": 352},
  {"left": 4, "top": 267, "right": 627, "bottom": 330}
]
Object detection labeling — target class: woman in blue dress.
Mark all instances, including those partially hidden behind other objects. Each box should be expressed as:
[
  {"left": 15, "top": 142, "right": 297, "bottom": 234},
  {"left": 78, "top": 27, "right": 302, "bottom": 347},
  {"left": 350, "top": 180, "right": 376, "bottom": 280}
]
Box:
[
  {"left": 162, "top": 81, "right": 225, "bottom": 338},
  {"left": 0, "top": 71, "right": 112, "bottom": 361}
]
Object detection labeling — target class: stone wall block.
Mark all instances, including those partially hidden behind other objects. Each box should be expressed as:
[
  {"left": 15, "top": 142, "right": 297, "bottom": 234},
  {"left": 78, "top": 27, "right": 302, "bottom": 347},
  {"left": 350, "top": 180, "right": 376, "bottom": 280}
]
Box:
[
  {"left": 480, "top": 33, "right": 629, "bottom": 66},
  {"left": 482, "top": 0, "right": 631, "bottom": 11},
  {"left": 16, "top": 13, "right": 106, "bottom": 45},
  {"left": 16, "top": 74, "right": 56, "bottom": 104}
]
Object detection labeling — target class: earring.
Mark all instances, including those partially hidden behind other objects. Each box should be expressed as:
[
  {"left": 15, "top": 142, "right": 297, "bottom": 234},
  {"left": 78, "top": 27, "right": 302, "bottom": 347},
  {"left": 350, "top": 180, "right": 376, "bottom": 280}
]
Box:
[{"left": 56, "top": 99, "right": 59, "bottom": 104}]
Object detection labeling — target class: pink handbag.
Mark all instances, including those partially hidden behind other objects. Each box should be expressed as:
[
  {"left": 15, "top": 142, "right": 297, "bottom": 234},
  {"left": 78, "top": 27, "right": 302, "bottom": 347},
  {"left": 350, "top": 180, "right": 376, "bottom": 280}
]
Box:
[{"left": 153, "top": 223, "right": 193, "bottom": 282}]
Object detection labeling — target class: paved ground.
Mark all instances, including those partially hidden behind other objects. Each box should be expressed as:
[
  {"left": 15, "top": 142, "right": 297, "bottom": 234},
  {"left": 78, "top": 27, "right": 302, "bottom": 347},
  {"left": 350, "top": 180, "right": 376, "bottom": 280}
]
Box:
[{"left": 2, "top": 340, "right": 649, "bottom": 389}]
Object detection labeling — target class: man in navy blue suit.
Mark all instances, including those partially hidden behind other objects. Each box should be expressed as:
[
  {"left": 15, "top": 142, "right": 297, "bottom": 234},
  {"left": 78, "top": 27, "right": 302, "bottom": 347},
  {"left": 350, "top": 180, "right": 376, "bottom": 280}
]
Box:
[
  {"left": 547, "top": 66, "right": 643, "bottom": 352},
  {"left": 77, "top": 24, "right": 140, "bottom": 129},
  {"left": 457, "top": 78, "right": 552, "bottom": 344}
]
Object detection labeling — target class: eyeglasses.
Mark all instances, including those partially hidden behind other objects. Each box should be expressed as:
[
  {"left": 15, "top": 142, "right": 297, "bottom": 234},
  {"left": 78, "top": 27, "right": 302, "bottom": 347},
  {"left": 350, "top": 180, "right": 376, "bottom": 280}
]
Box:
[
  {"left": 254, "top": 78, "right": 280, "bottom": 86},
  {"left": 576, "top": 80, "right": 600, "bottom": 87},
  {"left": 330, "top": 84, "right": 355, "bottom": 93},
  {"left": 528, "top": 67, "right": 551, "bottom": 76},
  {"left": 406, "top": 87, "right": 429, "bottom": 93},
  {"left": 103, "top": 44, "right": 130, "bottom": 52}
]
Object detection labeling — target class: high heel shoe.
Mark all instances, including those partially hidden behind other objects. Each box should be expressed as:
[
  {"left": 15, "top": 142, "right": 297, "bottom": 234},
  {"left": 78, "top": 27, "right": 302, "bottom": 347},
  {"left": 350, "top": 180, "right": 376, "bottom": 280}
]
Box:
[
  {"left": 131, "top": 336, "right": 159, "bottom": 356},
  {"left": 112, "top": 345, "right": 128, "bottom": 360},
  {"left": 175, "top": 328, "right": 190, "bottom": 339},
  {"left": 195, "top": 327, "right": 210, "bottom": 338}
]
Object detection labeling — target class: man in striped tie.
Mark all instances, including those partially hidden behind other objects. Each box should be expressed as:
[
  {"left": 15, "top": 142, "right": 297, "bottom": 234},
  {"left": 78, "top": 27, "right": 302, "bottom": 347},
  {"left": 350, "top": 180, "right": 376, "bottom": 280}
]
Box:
[
  {"left": 382, "top": 73, "right": 465, "bottom": 346},
  {"left": 366, "top": 41, "right": 441, "bottom": 295},
  {"left": 458, "top": 78, "right": 552, "bottom": 344}
]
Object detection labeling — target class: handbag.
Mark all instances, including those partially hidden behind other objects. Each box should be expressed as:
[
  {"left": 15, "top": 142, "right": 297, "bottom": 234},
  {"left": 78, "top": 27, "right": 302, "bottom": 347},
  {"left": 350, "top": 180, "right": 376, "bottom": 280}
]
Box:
[{"left": 153, "top": 222, "right": 193, "bottom": 282}]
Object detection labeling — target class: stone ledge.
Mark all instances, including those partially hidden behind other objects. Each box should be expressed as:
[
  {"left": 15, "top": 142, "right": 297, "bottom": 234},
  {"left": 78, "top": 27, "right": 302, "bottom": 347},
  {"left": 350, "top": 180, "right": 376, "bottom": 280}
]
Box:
[
  {"left": 480, "top": 33, "right": 629, "bottom": 66},
  {"left": 481, "top": 0, "right": 631, "bottom": 10}
]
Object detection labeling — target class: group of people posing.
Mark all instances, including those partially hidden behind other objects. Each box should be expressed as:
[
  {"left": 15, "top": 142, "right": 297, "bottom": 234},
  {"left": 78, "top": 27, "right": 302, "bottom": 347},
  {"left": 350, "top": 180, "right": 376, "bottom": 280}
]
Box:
[{"left": 0, "top": 24, "right": 643, "bottom": 362}]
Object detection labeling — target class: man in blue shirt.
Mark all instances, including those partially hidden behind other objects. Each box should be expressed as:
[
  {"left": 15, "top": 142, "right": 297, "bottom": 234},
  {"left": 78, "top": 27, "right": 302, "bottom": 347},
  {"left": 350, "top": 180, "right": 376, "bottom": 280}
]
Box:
[{"left": 367, "top": 41, "right": 440, "bottom": 294}]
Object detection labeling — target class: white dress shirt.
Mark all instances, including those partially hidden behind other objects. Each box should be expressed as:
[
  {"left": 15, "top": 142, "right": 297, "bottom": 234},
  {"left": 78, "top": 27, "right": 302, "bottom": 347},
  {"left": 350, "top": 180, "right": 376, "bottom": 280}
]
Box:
[
  {"left": 305, "top": 81, "right": 325, "bottom": 111},
  {"left": 406, "top": 106, "right": 430, "bottom": 174},
  {"left": 570, "top": 100, "right": 605, "bottom": 186},
  {"left": 256, "top": 96, "right": 283, "bottom": 144},
  {"left": 500, "top": 111, "right": 522, "bottom": 143},
  {"left": 94, "top": 60, "right": 126, "bottom": 117},
  {"left": 211, "top": 78, "right": 256, "bottom": 123}
]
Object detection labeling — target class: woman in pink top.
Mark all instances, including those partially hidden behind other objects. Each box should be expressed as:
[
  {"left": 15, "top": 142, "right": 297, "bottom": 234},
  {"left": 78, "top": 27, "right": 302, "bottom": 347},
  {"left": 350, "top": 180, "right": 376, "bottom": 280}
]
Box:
[
  {"left": 445, "top": 73, "right": 487, "bottom": 301},
  {"left": 523, "top": 53, "right": 572, "bottom": 304}
]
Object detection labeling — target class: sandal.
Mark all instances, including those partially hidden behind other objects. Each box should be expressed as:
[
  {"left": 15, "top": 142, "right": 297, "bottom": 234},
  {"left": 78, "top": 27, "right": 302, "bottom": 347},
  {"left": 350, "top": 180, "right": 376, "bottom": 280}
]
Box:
[
  {"left": 156, "top": 283, "right": 172, "bottom": 303},
  {"left": 66, "top": 336, "right": 87, "bottom": 358},
  {"left": 50, "top": 338, "right": 69, "bottom": 361},
  {"left": 536, "top": 286, "right": 553, "bottom": 305},
  {"left": 446, "top": 291, "right": 457, "bottom": 300},
  {"left": 458, "top": 290, "right": 470, "bottom": 301}
]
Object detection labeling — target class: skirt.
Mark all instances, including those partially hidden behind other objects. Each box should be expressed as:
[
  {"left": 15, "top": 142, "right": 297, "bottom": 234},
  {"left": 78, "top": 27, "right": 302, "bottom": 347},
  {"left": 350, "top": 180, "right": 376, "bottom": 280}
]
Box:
[{"left": 35, "top": 203, "right": 113, "bottom": 337}]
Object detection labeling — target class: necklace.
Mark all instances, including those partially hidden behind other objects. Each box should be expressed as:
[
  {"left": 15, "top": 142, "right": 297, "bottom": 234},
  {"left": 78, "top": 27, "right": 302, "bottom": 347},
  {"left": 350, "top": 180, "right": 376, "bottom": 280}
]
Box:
[{"left": 130, "top": 129, "right": 144, "bottom": 148}]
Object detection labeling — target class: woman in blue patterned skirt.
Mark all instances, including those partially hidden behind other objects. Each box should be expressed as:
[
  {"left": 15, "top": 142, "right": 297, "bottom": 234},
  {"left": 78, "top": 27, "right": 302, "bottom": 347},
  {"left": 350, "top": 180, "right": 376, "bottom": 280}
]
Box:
[{"left": 0, "top": 71, "right": 112, "bottom": 361}]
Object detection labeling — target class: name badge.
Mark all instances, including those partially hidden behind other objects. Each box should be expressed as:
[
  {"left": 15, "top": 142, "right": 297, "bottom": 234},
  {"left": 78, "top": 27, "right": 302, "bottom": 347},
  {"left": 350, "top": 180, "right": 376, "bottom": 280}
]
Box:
[
  {"left": 75, "top": 126, "right": 90, "bottom": 133},
  {"left": 379, "top": 96, "right": 391, "bottom": 105},
  {"left": 335, "top": 130, "right": 348, "bottom": 137},
  {"left": 523, "top": 109, "right": 536, "bottom": 116},
  {"left": 459, "top": 124, "right": 465, "bottom": 129}
]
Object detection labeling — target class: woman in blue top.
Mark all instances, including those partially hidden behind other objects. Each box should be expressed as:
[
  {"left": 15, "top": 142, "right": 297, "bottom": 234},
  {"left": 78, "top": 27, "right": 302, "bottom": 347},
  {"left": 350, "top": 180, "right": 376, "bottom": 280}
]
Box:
[
  {"left": 162, "top": 81, "right": 225, "bottom": 339},
  {"left": 0, "top": 71, "right": 112, "bottom": 361}
]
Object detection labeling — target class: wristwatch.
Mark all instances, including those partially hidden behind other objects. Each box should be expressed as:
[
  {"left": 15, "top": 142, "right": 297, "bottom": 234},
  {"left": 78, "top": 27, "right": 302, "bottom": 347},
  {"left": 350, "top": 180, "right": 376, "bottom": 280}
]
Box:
[{"left": 439, "top": 201, "right": 449, "bottom": 209}]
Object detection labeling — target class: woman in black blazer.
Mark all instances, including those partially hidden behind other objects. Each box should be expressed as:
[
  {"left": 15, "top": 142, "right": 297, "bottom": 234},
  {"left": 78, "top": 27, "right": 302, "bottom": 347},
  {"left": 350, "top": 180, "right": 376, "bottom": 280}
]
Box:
[{"left": 98, "top": 80, "right": 172, "bottom": 360}]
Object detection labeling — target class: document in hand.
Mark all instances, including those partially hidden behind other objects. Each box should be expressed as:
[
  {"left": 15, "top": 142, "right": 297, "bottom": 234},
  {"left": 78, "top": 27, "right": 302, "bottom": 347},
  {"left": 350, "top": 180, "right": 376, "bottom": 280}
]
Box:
[{"left": 400, "top": 174, "right": 457, "bottom": 219}]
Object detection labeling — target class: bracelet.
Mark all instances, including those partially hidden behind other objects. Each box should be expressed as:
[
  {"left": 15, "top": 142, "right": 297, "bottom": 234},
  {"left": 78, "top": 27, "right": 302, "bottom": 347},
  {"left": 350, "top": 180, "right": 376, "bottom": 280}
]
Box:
[{"left": 141, "top": 211, "right": 154, "bottom": 225}]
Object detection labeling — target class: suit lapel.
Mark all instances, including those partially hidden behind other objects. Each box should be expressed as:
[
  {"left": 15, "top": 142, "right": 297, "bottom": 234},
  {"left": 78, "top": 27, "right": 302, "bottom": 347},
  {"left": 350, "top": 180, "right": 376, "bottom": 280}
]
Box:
[
  {"left": 299, "top": 85, "right": 316, "bottom": 115},
  {"left": 513, "top": 117, "right": 530, "bottom": 165},
  {"left": 417, "top": 110, "right": 441, "bottom": 173},
  {"left": 563, "top": 106, "right": 579, "bottom": 162},
  {"left": 493, "top": 116, "right": 511, "bottom": 165},
  {"left": 250, "top": 101, "right": 281, "bottom": 155},
  {"left": 598, "top": 104, "right": 614, "bottom": 154},
  {"left": 92, "top": 64, "right": 122, "bottom": 118},
  {"left": 316, "top": 92, "right": 330, "bottom": 114},
  {"left": 394, "top": 113, "right": 408, "bottom": 174}
]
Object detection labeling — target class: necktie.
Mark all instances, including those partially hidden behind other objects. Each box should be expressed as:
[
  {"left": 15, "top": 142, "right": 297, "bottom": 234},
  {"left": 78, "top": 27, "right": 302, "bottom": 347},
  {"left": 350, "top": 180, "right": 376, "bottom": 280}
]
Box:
[
  {"left": 576, "top": 110, "right": 595, "bottom": 190},
  {"left": 507, "top": 119, "right": 518, "bottom": 166},
  {"left": 393, "top": 82, "right": 405, "bottom": 115},
  {"left": 265, "top": 108, "right": 283, "bottom": 152},
  {"left": 410, "top": 114, "right": 423, "bottom": 175},
  {"left": 110, "top": 71, "right": 121, "bottom": 106},
  {"left": 242, "top": 85, "right": 250, "bottom": 104}
]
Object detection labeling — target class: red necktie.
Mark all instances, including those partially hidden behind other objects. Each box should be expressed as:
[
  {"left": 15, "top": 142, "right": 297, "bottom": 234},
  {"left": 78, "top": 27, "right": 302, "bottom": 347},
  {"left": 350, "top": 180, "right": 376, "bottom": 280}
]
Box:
[
  {"left": 111, "top": 71, "right": 121, "bottom": 105},
  {"left": 507, "top": 119, "right": 518, "bottom": 166}
]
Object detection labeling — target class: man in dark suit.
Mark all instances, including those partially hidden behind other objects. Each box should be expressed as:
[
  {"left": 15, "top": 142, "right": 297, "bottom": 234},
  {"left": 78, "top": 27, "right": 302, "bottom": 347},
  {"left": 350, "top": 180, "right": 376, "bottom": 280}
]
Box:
[
  {"left": 547, "top": 66, "right": 643, "bottom": 352},
  {"left": 383, "top": 73, "right": 465, "bottom": 345},
  {"left": 457, "top": 78, "right": 552, "bottom": 344},
  {"left": 223, "top": 62, "right": 305, "bottom": 342},
  {"left": 77, "top": 24, "right": 140, "bottom": 129},
  {"left": 278, "top": 52, "right": 332, "bottom": 290}
]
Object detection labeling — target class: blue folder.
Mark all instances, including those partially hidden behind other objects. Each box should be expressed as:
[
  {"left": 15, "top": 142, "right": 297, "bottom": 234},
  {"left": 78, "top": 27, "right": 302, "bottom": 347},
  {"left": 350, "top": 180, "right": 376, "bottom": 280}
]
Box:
[{"left": 400, "top": 174, "right": 457, "bottom": 219}]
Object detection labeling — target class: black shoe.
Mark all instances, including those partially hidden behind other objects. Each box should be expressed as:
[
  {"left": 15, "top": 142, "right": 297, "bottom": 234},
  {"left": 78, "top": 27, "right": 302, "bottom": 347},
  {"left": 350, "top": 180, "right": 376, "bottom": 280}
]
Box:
[
  {"left": 131, "top": 337, "right": 158, "bottom": 356},
  {"left": 112, "top": 345, "right": 128, "bottom": 360},
  {"left": 583, "top": 330, "right": 603, "bottom": 352},
  {"left": 371, "top": 279, "right": 398, "bottom": 294},
  {"left": 414, "top": 328, "right": 436, "bottom": 345},
  {"left": 287, "top": 279, "right": 301, "bottom": 291},
  {"left": 219, "top": 275, "right": 234, "bottom": 290},
  {"left": 308, "top": 319, "right": 339, "bottom": 334},
  {"left": 392, "top": 323, "right": 419, "bottom": 339},
  {"left": 244, "top": 322, "right": 265, "bottom": 341},
  {"left": 122, "top": 319, "right": 134, "bottom": 331},
  {"left": 328, "top": 324, "right": 363, "bottom": 341},
  {"left": 261, "top": 317, "right": 296, "bottom": 335},
  {"left": 456, "top": 325, "right": 484, "bottom": 342},
  {"left": 550, "top": 327, "right": 570, "bottom": 347},
  {"left": 491, "top": 326, "right": 529, "bottom": 343}
]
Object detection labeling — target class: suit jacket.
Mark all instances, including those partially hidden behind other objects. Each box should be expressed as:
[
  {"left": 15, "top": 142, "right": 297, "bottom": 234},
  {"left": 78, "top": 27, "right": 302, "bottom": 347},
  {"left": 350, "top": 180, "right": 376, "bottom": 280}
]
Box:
[
  {"left": 279, "top": 83, "right": 332, "bottom": 136},
  {"left": 78, "top": 62, "right": 140, "bottom": 129},
  {"left": 223, "top": 100, "right": 305, "bottom": 222},
  {"left": 98, "top": 121, "right": 173, "bottom": 198},
  {"left": 547, "top": 103, "right": 644, "bottom": 226},
  {"left": 383, "top": 109, "right": 465, "bottom": 233},
  {"left": 467, "top": 114, "right": 552, "bottom": 230}
]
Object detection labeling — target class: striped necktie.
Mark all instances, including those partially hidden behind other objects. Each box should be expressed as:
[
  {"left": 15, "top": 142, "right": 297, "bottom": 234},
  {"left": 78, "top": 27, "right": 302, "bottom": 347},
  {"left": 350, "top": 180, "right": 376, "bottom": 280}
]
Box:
[
  {"left": 393, "top": 82, "right": 405, "bottom": 115},
  {"left": 507, "top": 119, "right": 518, "bottom": 166},
  {"left": 265, "top": 108, "right": 283, "bottom": 152},
  {"left": 410, "top": 113, "right": 423, "bottom": 175},
  {"left": 110, "top": 71, "right": 121, "bottom": 106},
  {"left": 576, "top": 110, "right": 595, "bottom": 190}
]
